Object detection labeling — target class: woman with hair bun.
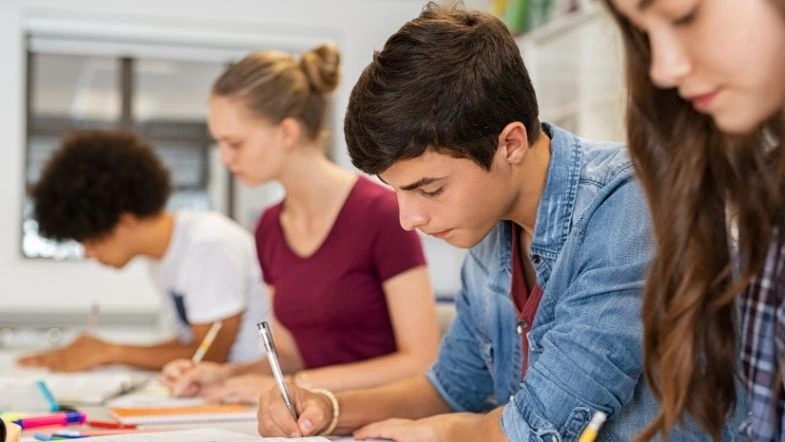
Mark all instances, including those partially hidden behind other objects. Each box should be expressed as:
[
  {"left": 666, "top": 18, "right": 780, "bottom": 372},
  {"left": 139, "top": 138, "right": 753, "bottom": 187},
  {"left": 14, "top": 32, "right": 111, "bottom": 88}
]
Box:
[{"left": 160, "top": 44, "right": 440, "bottom": 406}]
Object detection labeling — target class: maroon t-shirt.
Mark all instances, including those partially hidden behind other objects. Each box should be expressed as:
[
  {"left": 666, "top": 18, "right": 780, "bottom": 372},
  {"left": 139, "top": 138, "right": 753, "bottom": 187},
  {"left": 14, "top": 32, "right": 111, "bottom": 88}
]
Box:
[
  {"left": 255, "top": 176, "right": 427, "bottom": 369},
  {"left": 510, "top": 222, "right": 544, "bottom": 379}
]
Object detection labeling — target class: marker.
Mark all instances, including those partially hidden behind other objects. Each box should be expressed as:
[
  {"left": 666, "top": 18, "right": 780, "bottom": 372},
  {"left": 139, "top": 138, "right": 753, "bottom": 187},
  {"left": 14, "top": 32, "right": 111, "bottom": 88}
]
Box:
[
  {"left": 34, "top": 431, "right": 86, "bottom": 440},
  {"left": 577, "top": 410, "right": 607, "bottom": 442},
  {"left": 14, "top": 411, "right": 86, "bottom": 429},
  {"left": 191, "top": 321, "right": 223, "bottom": 364},
  {"left": 87, "top": 420, "right": 137, "bottom": 429}
]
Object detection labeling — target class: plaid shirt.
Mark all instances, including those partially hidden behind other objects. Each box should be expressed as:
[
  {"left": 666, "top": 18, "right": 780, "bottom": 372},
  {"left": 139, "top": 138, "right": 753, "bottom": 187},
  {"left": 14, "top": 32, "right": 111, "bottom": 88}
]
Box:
[{"left": 739, "top": 239, "right": 785, "bottom": 441}]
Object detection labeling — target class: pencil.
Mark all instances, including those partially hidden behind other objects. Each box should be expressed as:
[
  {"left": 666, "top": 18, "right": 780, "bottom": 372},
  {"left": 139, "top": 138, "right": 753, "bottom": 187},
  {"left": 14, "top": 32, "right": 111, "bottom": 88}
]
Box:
[
  {"left": 577, "top": 410, "right": 607, "bottom": 442},
  {"left": 87, "top": 301, "right": 100, "bottom": 333},
  {"left": 191, "top": 321, "right": 223, "bottom": 364}
]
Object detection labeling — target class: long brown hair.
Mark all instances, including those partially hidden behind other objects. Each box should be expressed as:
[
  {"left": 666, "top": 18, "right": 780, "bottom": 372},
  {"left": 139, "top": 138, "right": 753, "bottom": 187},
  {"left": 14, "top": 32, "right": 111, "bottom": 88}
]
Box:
[{"left": 604, "top": 2, "right": 785, "bottom": 440}]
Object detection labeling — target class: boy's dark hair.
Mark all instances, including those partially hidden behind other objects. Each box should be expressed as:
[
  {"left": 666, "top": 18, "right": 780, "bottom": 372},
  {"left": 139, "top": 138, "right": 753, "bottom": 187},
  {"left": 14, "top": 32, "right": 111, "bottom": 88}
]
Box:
[
  {"left": 32, "top": 130, "right": 172, "bottom": 242},
  {"left": 345, "top": 3, "right": 540, "bottom": 175}
]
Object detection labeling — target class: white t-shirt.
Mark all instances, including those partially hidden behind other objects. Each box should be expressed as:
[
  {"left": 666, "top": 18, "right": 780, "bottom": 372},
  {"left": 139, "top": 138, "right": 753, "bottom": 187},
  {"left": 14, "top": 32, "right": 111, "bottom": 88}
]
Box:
[{"left": 149, "top": 211, "right": 269, "bottom": 362}]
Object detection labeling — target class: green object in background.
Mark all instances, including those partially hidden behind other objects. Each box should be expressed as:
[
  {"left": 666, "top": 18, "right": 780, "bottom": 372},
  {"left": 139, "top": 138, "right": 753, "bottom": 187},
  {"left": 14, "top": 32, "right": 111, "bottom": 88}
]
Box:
[
  {"left": 503, "top": 0, "right": 530, "bottom": 33},
  {"left": 502, "top": 0, "right": 557, "bottom": 34}
]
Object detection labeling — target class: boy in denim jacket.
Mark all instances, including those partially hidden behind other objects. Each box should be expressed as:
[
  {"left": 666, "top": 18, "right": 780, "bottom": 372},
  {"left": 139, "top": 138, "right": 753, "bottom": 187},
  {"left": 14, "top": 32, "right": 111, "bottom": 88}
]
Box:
[{"left": 256, "top": 5, "right": 746, "bottom": 441}]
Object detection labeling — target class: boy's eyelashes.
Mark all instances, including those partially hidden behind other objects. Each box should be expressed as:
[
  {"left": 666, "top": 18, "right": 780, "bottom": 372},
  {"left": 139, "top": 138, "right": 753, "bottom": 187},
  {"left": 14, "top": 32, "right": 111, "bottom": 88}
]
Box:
[{"left": 419, "top": 187, "right": 444, "bottom": 199}]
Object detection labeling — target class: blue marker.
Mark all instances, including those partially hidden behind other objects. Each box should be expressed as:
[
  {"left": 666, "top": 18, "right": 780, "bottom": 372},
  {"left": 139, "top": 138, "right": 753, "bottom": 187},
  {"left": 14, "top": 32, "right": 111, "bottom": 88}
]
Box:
[{"left": 34, "top": 431, "right": 86, "bottom": 440}]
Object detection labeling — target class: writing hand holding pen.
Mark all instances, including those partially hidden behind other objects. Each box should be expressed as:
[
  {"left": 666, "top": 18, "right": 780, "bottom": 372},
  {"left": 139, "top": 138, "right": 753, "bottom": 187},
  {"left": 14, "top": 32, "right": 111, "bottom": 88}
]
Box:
[{"left": 158, "top": 321, "right": 225, "bottom": 396}]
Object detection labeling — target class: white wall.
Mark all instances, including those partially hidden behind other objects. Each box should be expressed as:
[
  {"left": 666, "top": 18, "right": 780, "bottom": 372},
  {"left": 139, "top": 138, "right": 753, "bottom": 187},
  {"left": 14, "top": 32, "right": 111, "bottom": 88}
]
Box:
[
  {"left": 517, "top": 6, "right": 625, "bottom": 142},
  {"left": 0, "top": 0, "right": 468, "bottom": 319}
]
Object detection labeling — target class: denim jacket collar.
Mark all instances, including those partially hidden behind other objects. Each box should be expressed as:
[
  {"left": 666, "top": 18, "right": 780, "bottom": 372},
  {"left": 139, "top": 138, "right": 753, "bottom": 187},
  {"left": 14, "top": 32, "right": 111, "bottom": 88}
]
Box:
[
  {"left": 530, "top": 122, "right": 582, "bottom": 261},
  {"left": 493, "top": 123, "right": 583, "bottom": 284}
]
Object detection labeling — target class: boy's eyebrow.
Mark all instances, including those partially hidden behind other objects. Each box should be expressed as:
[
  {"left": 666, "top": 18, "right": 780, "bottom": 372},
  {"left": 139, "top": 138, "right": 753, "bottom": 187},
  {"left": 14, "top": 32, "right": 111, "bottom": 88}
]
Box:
[{"left": 399, "top": 177, "right": 446, "bottom": 191}]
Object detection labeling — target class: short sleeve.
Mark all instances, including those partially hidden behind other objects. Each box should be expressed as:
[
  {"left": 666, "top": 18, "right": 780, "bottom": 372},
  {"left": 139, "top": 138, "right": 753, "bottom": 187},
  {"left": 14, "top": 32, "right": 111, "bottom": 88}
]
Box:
[
  {"left": 180, "top": 239, "right": 248, "bottom": 324},
  {"left": 255, "top": 207, "right": 277, "bottom": 286},
  {"left": 370, "top": 193, "right": 427, "bottom": 282}
]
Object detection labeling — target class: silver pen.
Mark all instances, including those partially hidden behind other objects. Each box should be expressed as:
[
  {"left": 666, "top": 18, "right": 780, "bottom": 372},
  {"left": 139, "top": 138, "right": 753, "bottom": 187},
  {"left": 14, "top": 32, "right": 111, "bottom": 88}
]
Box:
[{"left": 257, "top": 321, "right": 298, "bottom": 420}]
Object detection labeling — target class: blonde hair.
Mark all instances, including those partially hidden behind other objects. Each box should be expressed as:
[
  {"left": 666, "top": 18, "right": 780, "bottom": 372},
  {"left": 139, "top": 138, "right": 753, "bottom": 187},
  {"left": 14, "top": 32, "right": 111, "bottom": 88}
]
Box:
[{"left": 212, "top": 43, "right": 341, "bottom": 140}]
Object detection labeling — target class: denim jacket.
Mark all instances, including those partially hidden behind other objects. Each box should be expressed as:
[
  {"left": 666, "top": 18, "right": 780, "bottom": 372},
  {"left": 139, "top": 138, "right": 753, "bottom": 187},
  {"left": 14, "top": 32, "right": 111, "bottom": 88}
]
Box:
[{"left": 425, "top": 123, "right": 747, "bottom": 441}]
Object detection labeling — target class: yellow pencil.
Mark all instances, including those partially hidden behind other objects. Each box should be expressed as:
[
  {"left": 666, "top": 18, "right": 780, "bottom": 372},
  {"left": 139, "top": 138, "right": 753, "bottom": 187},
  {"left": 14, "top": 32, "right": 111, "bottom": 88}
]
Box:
[
  {"left": 577, "top": 410, "right": 607, "bottom": 442},
  {"left": 191, "top": 321, "right": 223, "bottom": 364}
]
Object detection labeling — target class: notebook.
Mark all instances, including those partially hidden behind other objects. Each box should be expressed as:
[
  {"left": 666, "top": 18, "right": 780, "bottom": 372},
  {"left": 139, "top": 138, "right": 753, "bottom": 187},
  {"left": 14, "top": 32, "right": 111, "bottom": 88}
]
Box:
[
  {"left": 74, "top": 428, "right": 328, "bottom": 441},
  {"left": 1, "top": 365, "right": 152, "bottom": 406},
  {"left": 77, "top": 428, "right": 381, "bottom": 441},
  {"left": 44, "top": 371, "right": 152, "bottom": 405},
  {"left": 109, "top": 404, "right": 257, "bottom": 425},
  {"left": 107, "top": 380, "right": 205, "bottom": 408}
]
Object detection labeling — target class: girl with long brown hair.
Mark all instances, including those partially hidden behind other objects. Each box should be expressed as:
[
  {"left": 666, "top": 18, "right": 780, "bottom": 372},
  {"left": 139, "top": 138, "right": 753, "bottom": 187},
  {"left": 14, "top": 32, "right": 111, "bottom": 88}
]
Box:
[{"left": 604, "top": 0, "right": 785, "bottom": 440}]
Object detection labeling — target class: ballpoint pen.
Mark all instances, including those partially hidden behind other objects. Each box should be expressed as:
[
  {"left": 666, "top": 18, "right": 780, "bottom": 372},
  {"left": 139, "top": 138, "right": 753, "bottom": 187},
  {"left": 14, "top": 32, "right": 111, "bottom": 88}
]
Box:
[
  {"left": 86, "top": 301, "right": 100, "bottom": 334},
  {"left": 257, "top": 321, "right": 297, "bottom": 420}
]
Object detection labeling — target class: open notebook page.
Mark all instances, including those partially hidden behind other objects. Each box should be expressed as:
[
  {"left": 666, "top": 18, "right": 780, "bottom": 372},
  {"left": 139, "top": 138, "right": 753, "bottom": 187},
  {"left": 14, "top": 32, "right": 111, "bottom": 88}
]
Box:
[
  {"left": 70, "top": 428, "right": 385, "bottom": 441},
  {"left": 78, "top": 428, "right": 330, "bottom": 441}
]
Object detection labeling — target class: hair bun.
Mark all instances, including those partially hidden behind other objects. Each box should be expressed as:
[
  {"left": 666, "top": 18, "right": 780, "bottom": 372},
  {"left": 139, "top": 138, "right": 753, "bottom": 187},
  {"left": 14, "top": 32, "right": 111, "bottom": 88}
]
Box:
[{"left": 300, "top": 43, "right": 341, "bottom": 94}]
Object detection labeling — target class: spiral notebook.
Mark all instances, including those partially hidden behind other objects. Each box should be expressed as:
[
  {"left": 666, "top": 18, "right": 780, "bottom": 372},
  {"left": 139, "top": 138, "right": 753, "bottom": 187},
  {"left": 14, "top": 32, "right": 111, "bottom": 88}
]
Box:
[{"left": 109, "top": 404, "right": 257, "bottom": 425}]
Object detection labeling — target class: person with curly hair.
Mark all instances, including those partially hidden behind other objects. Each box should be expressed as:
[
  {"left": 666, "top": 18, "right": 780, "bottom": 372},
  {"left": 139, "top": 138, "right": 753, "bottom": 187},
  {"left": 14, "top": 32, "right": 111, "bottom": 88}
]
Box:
[{"left": 18, "top": 130, "right": 270, "bottom": 372}]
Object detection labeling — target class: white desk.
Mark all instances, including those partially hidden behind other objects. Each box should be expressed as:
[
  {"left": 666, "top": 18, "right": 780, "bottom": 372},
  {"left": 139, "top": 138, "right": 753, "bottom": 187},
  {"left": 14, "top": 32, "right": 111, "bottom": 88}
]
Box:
[{"left": 2, "top": 349, "right": 380, "bottom": 441}]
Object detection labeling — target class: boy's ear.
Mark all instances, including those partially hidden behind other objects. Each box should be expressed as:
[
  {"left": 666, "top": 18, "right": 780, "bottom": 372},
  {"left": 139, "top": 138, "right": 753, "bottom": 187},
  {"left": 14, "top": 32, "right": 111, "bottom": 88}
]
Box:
[{"left": 497, "top": 122, "right": 529, "bottom": 165}]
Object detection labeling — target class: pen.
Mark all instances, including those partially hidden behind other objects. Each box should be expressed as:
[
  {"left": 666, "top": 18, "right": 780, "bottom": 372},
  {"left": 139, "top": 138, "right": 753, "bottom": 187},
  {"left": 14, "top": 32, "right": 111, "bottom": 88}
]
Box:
[
  {"left": 192, "top": 321, "right": 223, "bottom": 364},
  {"left": 257, "top": 321, "right": 297, "bottom": 420},
  {"left": 577, "top": 410, "right": 608, "bottom": 442},
  {"left": 87, "top": 301, "right": 100, "bottom": 333},
  {"left": 14, "top": 411, "right": 86, "bottom": 429}
]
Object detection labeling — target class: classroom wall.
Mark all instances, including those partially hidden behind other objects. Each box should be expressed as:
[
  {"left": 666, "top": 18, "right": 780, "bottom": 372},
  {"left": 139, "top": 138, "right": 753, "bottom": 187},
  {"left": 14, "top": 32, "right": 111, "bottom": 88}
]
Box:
[{"left": 0, "top": 0, "right": 468, "bottom": 323}]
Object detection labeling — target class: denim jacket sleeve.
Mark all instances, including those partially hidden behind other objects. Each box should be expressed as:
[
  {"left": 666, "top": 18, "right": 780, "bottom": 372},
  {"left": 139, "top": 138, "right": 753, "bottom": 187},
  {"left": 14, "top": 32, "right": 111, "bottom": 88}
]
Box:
[
  {"left": 426, "top": 256, "right": 499, "bottom": 413},
  {"left": 501, "top": 176, "right": 653, "bottom": 441}
]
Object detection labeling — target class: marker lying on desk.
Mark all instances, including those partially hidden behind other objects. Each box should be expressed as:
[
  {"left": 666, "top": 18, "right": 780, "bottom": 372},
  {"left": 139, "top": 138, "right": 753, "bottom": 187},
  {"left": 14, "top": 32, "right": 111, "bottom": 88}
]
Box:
[
  {"left": 87, "top": 419, "right": 137, "bottom": 429},
  {"left": 14, "top": 411, "right": 86, "bottom": 429},
  {"left": 191, "top": 321, "right": 223, "bottom": 364},
  {"left": 577, "top": 410, "right": 607, "bottom": 442},
  {"left": 34, "top": 431, "right": 86, "bottom": 440}
]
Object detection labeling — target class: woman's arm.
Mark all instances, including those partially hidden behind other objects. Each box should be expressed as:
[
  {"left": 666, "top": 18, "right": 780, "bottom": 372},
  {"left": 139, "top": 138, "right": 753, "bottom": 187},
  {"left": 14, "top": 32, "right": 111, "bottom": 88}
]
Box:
[{"left": 290, "top": 266, "right": 440, "bottom": 391}]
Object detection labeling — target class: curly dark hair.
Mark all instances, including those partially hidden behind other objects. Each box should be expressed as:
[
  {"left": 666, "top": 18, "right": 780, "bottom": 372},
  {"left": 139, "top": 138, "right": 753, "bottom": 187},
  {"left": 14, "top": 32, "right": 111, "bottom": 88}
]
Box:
[{"left": 31, "top": 130, "right": 172, "bottom": 242}]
